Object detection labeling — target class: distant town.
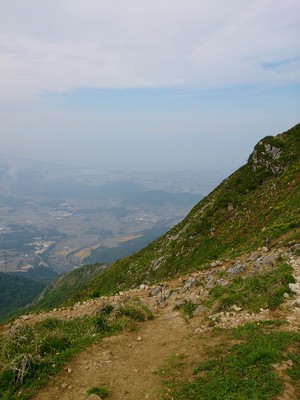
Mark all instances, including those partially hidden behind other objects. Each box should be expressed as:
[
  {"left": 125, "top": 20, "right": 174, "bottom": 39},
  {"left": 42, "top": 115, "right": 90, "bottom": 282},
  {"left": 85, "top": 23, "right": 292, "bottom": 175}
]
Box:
[{"left": 0, "top": 158, "right": 227, "bottom": 276}]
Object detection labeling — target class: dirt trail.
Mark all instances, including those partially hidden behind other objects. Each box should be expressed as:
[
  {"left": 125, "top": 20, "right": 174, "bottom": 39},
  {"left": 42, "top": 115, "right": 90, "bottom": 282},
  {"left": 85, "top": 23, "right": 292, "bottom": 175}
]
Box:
[
  {"left": 5, "top": 250, "right": 300, "bottom": 399},
  {"left": 32, "top": 310, "right": 201, "bottom": 400}
]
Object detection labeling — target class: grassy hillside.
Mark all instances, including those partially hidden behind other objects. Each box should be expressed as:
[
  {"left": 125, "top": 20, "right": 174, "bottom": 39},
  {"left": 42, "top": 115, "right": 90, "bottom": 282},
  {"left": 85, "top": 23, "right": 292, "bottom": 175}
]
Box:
[
  {"left": 29, "top": 124, "right": 299, "bottom": 309},
  {"left": 81, "top": 124, "right": 299, "bottom": 298},
  {"left": 0, "top": 273, "right": 46, "bottom": 321},
  {"left": 29, "top": 264, "right": 107, "bottom": 311}
]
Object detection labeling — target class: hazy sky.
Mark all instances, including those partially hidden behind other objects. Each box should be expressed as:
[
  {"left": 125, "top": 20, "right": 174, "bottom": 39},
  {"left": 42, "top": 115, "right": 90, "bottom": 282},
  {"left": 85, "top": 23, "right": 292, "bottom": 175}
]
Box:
[{"left": 1, "top": 0, "right": 299, "bottom": 171}]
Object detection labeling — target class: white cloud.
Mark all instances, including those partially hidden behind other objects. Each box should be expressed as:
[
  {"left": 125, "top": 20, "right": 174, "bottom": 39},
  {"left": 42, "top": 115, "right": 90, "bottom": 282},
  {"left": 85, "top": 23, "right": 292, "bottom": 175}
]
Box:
[{"left": 0, "top": 0, "right": 299, "bottom": 100}]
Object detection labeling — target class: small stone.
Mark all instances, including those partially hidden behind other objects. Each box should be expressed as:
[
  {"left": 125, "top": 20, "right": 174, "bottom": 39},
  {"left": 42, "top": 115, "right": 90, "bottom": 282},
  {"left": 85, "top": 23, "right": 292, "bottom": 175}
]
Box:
[
  {"left": 139, "top": 284, "right": 146, "bottom": 290},
  {"left": 283, "top": 292, "right": 290, "bottom": 299},
  {"left": 216, "top": 279, "right": 229, "bottom": 287},
  {"left": 102, "top": 351, "right": 112, "bottom": 360},
  {"left": 181, "top": 277, "right": 199, "bottom": 293},
  {"left": 150, "top": 285, "right": 163, "bottom": 296},
  {"left": 87, "top": 394, "right": 102, "bottom": 400},
  {"left": 68, "top": 385, "right": 73, "bottom": 390},
  {"left": 175, "top": 301, "right": 186, "bottom": 309},
  {"left": 61, "top": 383, "right": 68, "bottom": 389},
  {"left": 20, "top": 315, "right": 30, "bottom": 320},
  {"left": 157, "top": 294, "right": 166, "bottom": 308},
  {"left": 231, "top": 305, "right": 242, "bottom": 312},
  {"left": 291, "top": 299, "right": 300, "bottom": 308},
  {"left": 67, "top": 368, "right": 72, "bottom": 374},
  {"left": 192, "top": 305, "right": 209, "bottom": 316},
  {"left": 137, "top": 336, "right": 143, "bottom": 341},
  {"left": 227, "top": 261, "right": 244, "bottom": 275},
  {"left": 211, "top": 260, "right": 223, "bottom": 267}
]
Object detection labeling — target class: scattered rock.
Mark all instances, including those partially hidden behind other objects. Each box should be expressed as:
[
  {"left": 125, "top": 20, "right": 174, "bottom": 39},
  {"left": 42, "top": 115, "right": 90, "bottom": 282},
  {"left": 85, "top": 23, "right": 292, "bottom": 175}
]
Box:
[
  {"left": 61, "top": 383, "right": 68, "bottom": 389},
  {"left": 204, "top": 275, "right": 214, "bottom": 289},
  {"left": 150, "top": 285, "right": 163, "bottom": 297},
  {"left": 181, "top": 277, "right": 199, "bottom": 293},
  {"left": 289, "top": 282, "right": 300, "bottom": 295},
  {"left": 283, "top": 292, "right": 290, "bottom": 299},
  {"left": 216, "top": 279, "right": 229, "bottom": 287},
  {"left": 156, "top": 295, "right": 166, "bottom": 308},
  {"left": 227, "top": 261, "right": 244, "bottom": 275},
  {"left": 137, "top": 336, "right": 143, "bottom": 341},
  {"left": 175, "top": 301, "right": 186, "bottom": 309},
  {"left": 192, "top": 305, "right": 209, "bottom": 316},
  {"left": 67, "top": 367, "right": 72, "bottom": 374},
  {"left": 291, "top": 299, "right": 300, "bottom": 308},
  {"left": 211, "top": 260, "right": 223, "bottom": 267}
]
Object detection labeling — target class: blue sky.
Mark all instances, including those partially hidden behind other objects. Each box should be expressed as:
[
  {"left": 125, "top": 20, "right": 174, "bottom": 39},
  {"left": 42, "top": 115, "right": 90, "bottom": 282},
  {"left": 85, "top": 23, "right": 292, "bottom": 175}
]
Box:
[{"left": 1, "top": 0, "right": 299, "bottom": 171}]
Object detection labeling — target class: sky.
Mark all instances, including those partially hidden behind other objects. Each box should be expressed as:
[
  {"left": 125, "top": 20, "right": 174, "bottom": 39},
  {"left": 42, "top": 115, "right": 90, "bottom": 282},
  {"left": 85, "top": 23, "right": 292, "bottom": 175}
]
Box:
[{"left": 1, "top": 0, "right": 299, "bottom": 172}]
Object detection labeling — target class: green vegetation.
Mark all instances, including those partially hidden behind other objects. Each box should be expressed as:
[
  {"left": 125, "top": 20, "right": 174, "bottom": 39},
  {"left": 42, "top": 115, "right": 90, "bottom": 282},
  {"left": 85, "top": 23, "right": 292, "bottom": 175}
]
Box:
[
  {"left": 0, "top": 273, "right": 46, "bottom": 322},
  {"left": 28, "top": 263, "right": 106, "bottom": 312},
  {"left": 0, "top": 299, "right": 152, "bottom": 400},
  {"left": 210, "top": 261, "right": 295, "bottom": 312},
  {"left": 160, "top": 323, "right": 300, "bottom": 400},
  {"left": 182, "top": 301, "right": 198, "bottom": 318},
  {"left": 86, "top": 386, "right": 109, "bottom": 398}
]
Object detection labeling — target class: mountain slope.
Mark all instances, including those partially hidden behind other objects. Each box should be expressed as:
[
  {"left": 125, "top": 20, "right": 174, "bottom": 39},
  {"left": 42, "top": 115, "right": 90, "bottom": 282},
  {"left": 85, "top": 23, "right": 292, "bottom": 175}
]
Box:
[
  {"left": 29, "top": 263, "right": 107, "bottom": 310},
  {"left": 0, "top": 272, "right": 46, "bottom": 320},
  {"left": 81, "top": 124, "right": 299, "bottom": 297},
  {"left": 29, "top": 124, "right": 300, "bottom": 309}
]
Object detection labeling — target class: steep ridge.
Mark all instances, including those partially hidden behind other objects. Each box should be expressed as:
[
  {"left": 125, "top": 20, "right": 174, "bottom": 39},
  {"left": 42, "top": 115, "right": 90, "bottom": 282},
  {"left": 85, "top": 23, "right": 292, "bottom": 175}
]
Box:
[
  {"left": 76, "top": 124, "right": 300, "bottom": 299},
  {"left": 1, "top": 124, "right": 300, "bottom": 400}
]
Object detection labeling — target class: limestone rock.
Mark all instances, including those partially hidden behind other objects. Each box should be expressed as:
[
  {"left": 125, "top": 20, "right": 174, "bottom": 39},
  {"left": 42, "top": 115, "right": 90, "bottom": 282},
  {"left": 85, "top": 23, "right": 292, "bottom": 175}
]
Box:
[
  {"left": 150, "top": 285, "right": 163, "bottom": 296},
  {"left": 192, "top": 305, "right": 209, "bottom": 316},
  {"left": 216, "top": 279, "right": 229, "bottom": 287},
  {"left": 231, "top": 305, "right": 242, "bottom": 312},
  {"left": 227, "top": 261, "right": 244, "bottom": 275},
  {"left": 181, "top": 277, "right": 199, "bottom": 293},
  {"left": 19, "top": 315, "right": 30, "bottom": 320}
]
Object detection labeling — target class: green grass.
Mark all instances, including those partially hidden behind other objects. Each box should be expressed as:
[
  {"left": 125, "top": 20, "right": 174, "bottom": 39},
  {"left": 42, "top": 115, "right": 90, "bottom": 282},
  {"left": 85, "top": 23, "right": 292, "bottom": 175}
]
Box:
[
  {"left": 210, "top": 261, "right": 295, "bottom": 312},
  {"left": 182, "top": 301, "right": 198, "bottom": 318},
  {"left": 0, "top": 299, "right": 152, "bottom": 400},
  {"left": 87, "top": 385, "right": 109, "bottom": 398},
  {"left": 161, "top": 323, "right": 300, "bottom": 400}
]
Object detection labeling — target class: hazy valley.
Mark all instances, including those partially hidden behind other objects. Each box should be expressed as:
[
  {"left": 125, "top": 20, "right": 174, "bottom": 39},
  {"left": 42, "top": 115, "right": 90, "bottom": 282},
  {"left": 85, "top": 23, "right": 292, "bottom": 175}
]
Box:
[{"left": 0, "top": 159, "right": 227, "bottom": 277}]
